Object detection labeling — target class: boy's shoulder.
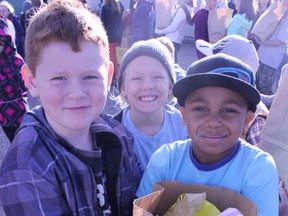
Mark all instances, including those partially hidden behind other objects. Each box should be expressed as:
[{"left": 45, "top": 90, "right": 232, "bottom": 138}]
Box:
[
  {"left": 157, "top": 139, "right": 191, "bottom": 154},
  {"left": 96, "top": 114, "right": 135, "bottom": 151},
  {"left": 238, "top": 139, "right": 275, "bottom": 164},
  {"left": 97, "top": 113, "right": 132, "bottom": 136},
  {"left": 0, "top": 124, "right": 57, "bottom": 179}
]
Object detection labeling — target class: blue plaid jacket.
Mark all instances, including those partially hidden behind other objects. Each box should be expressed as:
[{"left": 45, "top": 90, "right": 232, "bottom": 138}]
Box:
[{"left": 0, "top": 106, "right": 142, "bottom": 215}]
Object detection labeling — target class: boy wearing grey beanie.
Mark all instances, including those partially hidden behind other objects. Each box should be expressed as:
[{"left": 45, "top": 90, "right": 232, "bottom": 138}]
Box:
[{"left": 114, "top": 39, "right": 188, "bottom": 169}]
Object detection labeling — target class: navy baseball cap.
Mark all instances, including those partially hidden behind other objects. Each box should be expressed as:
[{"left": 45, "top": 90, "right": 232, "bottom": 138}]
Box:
[{"left": 172, "top": 53, "right": 260, "bottom": 112}]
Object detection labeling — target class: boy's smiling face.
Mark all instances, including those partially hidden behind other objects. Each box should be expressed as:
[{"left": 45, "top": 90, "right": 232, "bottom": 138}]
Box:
[
  {"left": 121, "top": 55, "right": 171, "bottom": 115},
  {"left": 180, "top": 87, "right": 253, "bottom": 164},
  {"left": 22, "top": 40, "right": 113, "bottom": 138}
]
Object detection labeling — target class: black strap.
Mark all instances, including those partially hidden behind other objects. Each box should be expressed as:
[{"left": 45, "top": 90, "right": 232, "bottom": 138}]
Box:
[{"left": 180, "top": 4, "right": 192, "bottom": 23}]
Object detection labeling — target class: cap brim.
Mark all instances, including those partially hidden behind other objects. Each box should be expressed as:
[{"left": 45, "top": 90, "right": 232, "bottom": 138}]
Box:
[
  {"left": 173, "top": 73, "right": 260, "bottom": 112},
  {"left": 195, "top": 39, "right": 214, "bottom": 56}
]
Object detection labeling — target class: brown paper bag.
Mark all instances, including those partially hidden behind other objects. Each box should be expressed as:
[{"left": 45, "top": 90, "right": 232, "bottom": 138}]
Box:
[
  {"left": 259, "top": 65, "right": 288, "bottom": 189},
  {"left": 116, "top": 46, "right": 128, "bottom": 64},
  {"left": 133, "top": 184, "right": 164, "bottom": 216},
  {"left": 155, "top": 0, "right": 174, "bottom": 29},
  {"left": 208, "top": 8, "right": 233, "bottom": 44},
  {"left": 133, "top": 181, "right": 258, "bottom": 216},
  {"left": 251, "top": 1, "right": 288, "bottom": 42}
]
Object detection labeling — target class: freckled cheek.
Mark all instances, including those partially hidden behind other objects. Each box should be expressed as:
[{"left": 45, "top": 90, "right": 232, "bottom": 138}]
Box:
[
  {"left": 90, "top": 87, "right": 108, "bottom": 103},
  {"left": 39, "top": 87, "right": 64, "bottom": 104},
  {"left": 47, "top": 94, "right": 63, "bottom": 105}
]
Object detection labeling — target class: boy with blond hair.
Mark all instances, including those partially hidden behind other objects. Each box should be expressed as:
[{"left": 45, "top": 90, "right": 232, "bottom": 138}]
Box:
[{"left": 0, "top": 0, "right": 141, "bottom": 215}]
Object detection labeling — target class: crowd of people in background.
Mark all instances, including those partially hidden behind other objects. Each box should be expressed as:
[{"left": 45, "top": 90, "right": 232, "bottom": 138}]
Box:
[
  {"left": 0, "top": 0, "right": 287, "bottom": 215},
  {"left": 1, "top": 0, "right": 287, "bottom": 90}
]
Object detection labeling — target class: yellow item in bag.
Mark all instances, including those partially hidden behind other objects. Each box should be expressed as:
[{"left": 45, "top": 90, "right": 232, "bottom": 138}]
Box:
[
  {"left": 164, "top": 193, "right": 220, "bottom": 216},
  {"left": 195, "top": 200, "right": 221, "bottom": 216}
]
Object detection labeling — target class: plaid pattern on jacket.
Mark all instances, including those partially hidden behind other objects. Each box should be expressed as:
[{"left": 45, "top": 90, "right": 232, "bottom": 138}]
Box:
[
  {"left": 0, "top": 106, "right": 142, "bottom": 215},
  {"left": 0, "top": 18, "right": 26, "bottom": 127}
]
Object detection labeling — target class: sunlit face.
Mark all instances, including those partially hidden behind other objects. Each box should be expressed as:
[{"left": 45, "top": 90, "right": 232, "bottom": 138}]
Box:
[
  {"left": 180, "top": 87, "right": 253, "bottom": 164},
  {"left": 0, "top": 5, "right": 10, "bottom": 18},
  {"left": 22, "top": 40, "right": 113, "bottom": 139},
  {"left": 121, "top": 56, "right": 171, "bottom": 115}
]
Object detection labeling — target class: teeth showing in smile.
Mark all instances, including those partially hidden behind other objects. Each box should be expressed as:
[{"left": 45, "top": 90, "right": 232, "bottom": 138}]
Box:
[
  {"left": 201, "top": 134, "right": 226, "bottom": 139},
  {"left": 140, "top": 96, "right": 157, "bottom": 102}
]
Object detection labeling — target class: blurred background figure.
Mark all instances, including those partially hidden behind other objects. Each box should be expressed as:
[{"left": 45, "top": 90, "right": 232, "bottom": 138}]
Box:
[
  {"left": 19, "top": 0, "right": 32, "bottom": 37},
  {"left": 156, "top": 36, "right": 186, "bottom": 81},
  {"left": 191, "top": 0, "right": 217, "bottom": 59},
  {"left": 22, "top": 0, "right": 46, "bottom": 60},
  {"left": 100, "top": 0, "right": 124, "bottom": 85},
  {"left": 155, "top": 0, "right": 193, "bottom": 63},
  {"left": 0, "top": 1, "right": 25, "bottom": 58},
  {"left": 255, "top": 0, "right": 271, "bottom": 19},
  {"left": 130, "top": 0, "right": 155, "bottom": 45},
  {"left": 227, "top": 0, "right": 256, "bottom": 38},
  {"left": 24, "top": 0, "right": 46, "bottom": 31},
  {"left": 217, "top": 0, "right": 228, "bottom": 8},
  {"left": 249, "top": 0, "right": 271, "bottom": 49},
  {"left": 0, "top": 18, "right": 27, "bottom": 143},
  {"left": 228, "top": 0, "right": 238, "bottom": 16},
  {"left": 256, "top": 0, "right": 288, "bottom": 95}
]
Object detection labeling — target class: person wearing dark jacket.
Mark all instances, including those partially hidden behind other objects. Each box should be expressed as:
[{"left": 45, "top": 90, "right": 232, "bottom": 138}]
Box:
[
  {"left": 100, "top": 0, "right": 124, "bottom": 84},
  {"left": 130, "top": 0, "right": 155, "bottom": 45},
  {"left": 0, "top": 18, "right": 26, "bottom": 143},
  {"left": 0, "top": 1, "right": 25, "bottom": 58}
]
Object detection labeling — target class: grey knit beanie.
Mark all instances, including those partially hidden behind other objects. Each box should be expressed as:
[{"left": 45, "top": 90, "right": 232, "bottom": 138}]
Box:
[{"left": 117, "top": 39, "right": 176, "bottom": 91}]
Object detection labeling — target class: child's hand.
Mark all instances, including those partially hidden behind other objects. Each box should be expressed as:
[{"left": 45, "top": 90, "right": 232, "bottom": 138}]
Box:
[{"left": 279, "top": 179, "right": 288, "bottom": 216}]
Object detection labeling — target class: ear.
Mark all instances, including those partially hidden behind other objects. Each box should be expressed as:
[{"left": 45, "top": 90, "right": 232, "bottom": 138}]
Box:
[
  {"left": 241, "top": 110, "right": 254, "bottom": 140},
  {"left": 106, "top": 61, "right": 114, "bottom": 90},
  {"left": 179, "top": 106, "right": 188, "bottom": 126},
  {"left": 21, "top": 64, "right": 39, "bottom": 97},
  {"left": 245, "top": 111, "right": 254, "bottom": 129},
  {"left": 242, "top": 110, "right": 254, "bottom": 136},
  {"left": 120, "top": 75, "right": 127, "bottom": 97}
]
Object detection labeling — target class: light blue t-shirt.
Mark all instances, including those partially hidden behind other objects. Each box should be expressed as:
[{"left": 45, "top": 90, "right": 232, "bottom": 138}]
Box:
[
  {"left": 122, "top": 105, "right": 188, "bottom": 169},
  {"left": 136, "top": 139, "right": 278, "bottom": 216},
  {"left": 227, "top": 13, "right": 252, "bottom": 38}
]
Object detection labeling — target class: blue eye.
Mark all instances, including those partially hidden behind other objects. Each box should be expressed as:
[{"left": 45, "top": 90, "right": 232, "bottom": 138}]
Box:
[
  {"left": 154, "top": 75, "right": 164, "bottom": 79},
  {"left": 51, "top": 77, "right": 66, "bottom": 81},
  {"left": 131, "top": 77, "right": 141, "bottom": 81},
  {"left": 84, "top": 75, "right": 98, "bottom": 80}
]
